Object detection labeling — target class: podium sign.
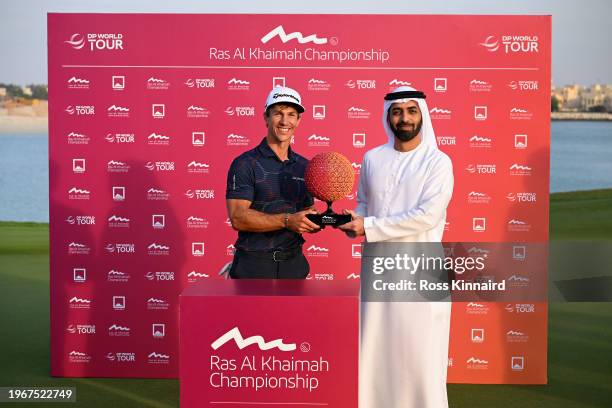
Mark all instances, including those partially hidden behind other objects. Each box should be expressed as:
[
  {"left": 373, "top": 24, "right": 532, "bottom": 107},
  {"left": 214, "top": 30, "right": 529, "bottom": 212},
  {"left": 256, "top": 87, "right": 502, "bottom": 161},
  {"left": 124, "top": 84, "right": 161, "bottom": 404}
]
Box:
[{"left": 180, "top": 280, "right": 359, "bottom": 407}]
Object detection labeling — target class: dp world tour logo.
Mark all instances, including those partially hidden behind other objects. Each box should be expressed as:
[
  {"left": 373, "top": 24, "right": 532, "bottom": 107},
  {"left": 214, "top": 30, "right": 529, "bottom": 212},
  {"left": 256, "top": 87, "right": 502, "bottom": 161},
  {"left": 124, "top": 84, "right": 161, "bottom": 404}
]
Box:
[
  {"left": 261, "top": 25, "right": 328, "bottom": 45},
  {"left": 65, "top": 32, "right": 124, "bottom": 51},
  {"left": 480, "top": 34, "right": 539, "bottom": 53},
  {"left": 211, "top": 327, "right": 296, "bottom": 352}
]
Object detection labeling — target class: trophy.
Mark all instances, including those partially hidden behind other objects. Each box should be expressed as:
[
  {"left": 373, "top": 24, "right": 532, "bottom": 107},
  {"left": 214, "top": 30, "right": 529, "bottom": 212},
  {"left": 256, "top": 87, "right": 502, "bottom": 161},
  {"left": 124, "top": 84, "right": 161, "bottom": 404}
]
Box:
[{"left": 304, "top": 152, "right": 356, "bottom": 228}]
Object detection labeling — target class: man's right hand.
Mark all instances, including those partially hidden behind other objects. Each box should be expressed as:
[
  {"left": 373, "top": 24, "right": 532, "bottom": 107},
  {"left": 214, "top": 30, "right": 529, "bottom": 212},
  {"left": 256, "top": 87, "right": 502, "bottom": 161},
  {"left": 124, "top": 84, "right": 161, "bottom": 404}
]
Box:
[{"left": 287, "top": 209, "right": 321, "bottom": 234}]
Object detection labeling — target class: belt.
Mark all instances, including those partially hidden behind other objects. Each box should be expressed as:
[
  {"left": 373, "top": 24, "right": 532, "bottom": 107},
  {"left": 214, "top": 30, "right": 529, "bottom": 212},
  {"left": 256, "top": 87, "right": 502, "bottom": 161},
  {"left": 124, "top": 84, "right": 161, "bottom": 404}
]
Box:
[{"left": 237, "top": 247, "right": 301, "bottom": 262}]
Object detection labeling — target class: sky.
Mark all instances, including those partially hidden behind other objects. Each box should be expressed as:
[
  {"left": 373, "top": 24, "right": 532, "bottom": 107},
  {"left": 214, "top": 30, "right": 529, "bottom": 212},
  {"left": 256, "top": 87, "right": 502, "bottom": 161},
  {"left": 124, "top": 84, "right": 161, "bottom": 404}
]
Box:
[{"left": 1, "top": 0, "right": 610, "bottom": 87}]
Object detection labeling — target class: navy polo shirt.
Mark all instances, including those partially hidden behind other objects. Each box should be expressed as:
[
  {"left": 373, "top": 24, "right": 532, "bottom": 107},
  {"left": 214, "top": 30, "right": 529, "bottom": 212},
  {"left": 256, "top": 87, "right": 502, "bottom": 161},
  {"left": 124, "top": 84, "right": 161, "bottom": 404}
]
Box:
[{"left": 226, "top": 138, "right": 314, "bottom": 252}]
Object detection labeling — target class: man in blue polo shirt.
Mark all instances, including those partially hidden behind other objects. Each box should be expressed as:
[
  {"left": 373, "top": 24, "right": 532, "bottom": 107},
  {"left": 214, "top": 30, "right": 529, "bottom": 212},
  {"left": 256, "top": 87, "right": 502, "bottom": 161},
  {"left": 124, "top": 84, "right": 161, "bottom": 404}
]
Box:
[{"left": 225, "top": 86, "right": 320, "bottom": 279}]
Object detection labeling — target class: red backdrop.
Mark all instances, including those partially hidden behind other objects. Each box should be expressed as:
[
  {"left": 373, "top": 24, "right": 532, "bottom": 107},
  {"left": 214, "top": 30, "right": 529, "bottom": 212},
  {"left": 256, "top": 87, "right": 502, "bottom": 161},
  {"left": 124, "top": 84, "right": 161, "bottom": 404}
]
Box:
[{"left": 48, "top": 13, "right": 550, "bottom": 383}]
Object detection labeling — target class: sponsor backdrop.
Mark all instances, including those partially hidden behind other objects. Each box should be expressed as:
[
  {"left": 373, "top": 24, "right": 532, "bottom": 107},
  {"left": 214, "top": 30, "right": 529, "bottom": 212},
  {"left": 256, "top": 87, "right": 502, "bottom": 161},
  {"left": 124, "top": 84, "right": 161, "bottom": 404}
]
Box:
[{"left": 49, "top": 14, "right": 550, "bottom": 383}]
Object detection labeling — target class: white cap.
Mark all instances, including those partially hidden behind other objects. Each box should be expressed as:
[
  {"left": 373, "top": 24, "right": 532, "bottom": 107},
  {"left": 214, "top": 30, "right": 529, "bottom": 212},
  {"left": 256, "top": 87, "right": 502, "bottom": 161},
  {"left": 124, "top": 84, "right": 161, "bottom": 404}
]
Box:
[{"left": 264, "top": 86, "right": 305, "bottom": 113}]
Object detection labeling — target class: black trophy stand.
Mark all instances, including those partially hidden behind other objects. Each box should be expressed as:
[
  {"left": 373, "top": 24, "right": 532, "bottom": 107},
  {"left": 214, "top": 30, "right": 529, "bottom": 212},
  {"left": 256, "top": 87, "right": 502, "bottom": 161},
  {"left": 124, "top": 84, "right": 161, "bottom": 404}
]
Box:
[{"left": 306, "top": 201, "right": 353, "bottom": 228}]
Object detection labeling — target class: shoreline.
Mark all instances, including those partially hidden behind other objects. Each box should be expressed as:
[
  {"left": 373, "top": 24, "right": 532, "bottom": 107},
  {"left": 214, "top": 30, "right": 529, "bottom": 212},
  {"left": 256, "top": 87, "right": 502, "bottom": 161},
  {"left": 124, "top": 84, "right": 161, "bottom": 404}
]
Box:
[
  {"left": 551, "top": 112, "right": 612, "bottom": 121},
  {"left": 1, "top": 111, "right": 610, "bottom": 135},
  {"left": 0, "top": 115, "right": 48, "bottom": 134}
]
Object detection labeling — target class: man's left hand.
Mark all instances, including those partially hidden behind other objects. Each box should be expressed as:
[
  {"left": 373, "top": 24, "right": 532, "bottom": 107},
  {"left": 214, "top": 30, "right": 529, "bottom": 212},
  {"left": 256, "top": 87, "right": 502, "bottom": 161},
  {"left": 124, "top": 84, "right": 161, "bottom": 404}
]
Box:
[{"left": 338, "top": 209, "right": 365, "bottom": 237}]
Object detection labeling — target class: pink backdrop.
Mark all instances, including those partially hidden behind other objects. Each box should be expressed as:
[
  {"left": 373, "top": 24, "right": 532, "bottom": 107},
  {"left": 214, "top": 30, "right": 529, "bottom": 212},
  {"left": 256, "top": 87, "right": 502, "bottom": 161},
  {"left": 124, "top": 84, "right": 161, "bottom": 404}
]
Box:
[{"left": 49, "top": 13, "right": 550, "bottom": 383}]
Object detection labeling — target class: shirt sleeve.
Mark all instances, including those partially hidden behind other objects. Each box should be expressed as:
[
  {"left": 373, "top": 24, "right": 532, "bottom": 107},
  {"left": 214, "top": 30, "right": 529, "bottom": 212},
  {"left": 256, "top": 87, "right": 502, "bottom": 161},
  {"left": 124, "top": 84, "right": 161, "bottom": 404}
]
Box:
[
  {"left": 355, "top": 155, "right": 368, "bottom": 217},
  {"left": 226, "top": 157, "right": 255, "bottom": 201},
  {"left": 363, "top": 154, "right": 453, "bottom": 242}
]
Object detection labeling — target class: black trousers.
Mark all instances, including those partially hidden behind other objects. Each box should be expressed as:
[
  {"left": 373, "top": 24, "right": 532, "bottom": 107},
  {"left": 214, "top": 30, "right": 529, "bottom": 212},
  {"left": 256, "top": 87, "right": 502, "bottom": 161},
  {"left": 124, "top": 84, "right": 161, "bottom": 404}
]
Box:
[{"left": 229, "top": 249, "right": 310, "bottom": 279}]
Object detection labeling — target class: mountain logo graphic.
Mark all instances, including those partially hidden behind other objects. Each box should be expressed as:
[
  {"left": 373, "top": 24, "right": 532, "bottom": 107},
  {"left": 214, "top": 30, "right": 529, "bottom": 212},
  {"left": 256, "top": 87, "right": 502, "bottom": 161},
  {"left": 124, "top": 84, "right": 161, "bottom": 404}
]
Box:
[
  {"left": 227, "top": 78, "right": 250, "bottom": 85},
  {"left": 211, "top": 327, "right": 296, "bottom": 351},
  {"left": 261, "top": 25, "right": 327, "bottom": 45},
  {"left": 308, "top": 135, "right": 330, "bottom": 141},
  {"left": 430, "top": 107, "right": 451, "bottom": 114},
  {"left": 148, "top": 133, "right": 169, "bottom": 140},
  {"left": 148, "top": 352, "right": 169, "bottom": 359},
  {"left": 470, "top": 135, "right": 491, "bottom": 142},
  {"left": 69, "top": 297, "right": 90, "bottom": 304},
  {"left": 187, "top": 161, "right": 209, "bottom": 168},
  {"left": 148, "top": 243, "right": 169, "bottom": 250},
  {"left": 108, "top": 160, "right": 125, "bottom": 166},
  {"left": 108, "top": 215, "right": 129, "bottom": 222},
  {"left": 307, "top": 245, "right": 329, "bottom": 252},
  {"left": 389, "top": 79, "right": 411, "bottom": 86},
  {"left": 67, "top": 77, "right": 89, "bottom": 84},
  {"left": 467, "top": 357, "right": 488, "bottom": 364},
  {"left": 107, "top": 105, "right": 129, "bottom": 112},
  {"left": 187, "top": 271, "right": 209, "bottom": 278},
  {"left": 467, "top": 247, "right": 490, "bottom": 255},
  {"left": 510, "top": 164, "right": 532, "bottom": 171}
]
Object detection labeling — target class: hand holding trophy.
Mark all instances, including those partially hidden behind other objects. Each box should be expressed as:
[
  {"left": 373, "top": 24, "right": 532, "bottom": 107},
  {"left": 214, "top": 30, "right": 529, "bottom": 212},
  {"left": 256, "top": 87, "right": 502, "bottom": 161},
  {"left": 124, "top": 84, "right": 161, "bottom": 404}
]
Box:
[{"left": 304, "top": 152, "right": 355, "bottom": 228}]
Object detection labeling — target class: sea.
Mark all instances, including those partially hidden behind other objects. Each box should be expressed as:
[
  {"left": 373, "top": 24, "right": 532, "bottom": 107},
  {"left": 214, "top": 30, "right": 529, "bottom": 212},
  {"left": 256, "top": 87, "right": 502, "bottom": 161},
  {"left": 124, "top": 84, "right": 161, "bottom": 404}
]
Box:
[{"left": 1, "top": 121, "right": 611, "bottom": 222}]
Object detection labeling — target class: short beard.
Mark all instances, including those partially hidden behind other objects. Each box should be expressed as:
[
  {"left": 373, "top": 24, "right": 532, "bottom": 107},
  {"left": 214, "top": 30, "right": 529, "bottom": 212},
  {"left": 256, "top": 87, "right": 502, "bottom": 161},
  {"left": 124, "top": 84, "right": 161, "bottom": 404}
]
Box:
[{"left": 391, "top": 118, "right": 422, "bottom": 142}]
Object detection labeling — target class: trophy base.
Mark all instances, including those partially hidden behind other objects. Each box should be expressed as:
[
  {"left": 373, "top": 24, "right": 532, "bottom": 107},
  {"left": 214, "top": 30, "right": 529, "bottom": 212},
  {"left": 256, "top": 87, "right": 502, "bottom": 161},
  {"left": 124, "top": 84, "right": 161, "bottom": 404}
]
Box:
[{"left": 307, "top": 213, "right": 352, "bottom": 228}]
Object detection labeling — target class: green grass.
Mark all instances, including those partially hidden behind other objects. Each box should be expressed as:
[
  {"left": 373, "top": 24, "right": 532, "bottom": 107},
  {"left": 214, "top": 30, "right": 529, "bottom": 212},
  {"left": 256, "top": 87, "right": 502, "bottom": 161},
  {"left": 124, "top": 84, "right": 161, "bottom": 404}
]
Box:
[
  {"left": 1, "top": 190, "right": 611, "bottom": 407},
  {"left": 550, "top": 189, "right": 612, "bottom": 240}
]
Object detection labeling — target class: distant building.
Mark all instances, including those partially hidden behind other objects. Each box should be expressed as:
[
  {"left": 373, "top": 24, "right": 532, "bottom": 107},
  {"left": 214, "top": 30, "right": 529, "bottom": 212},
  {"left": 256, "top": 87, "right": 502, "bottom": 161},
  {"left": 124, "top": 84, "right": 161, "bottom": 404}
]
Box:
[
  {"left": 552, "top": 83, "right": 612, "bottom": 112},
  {"left": 0, "top": 87, "right": 6, "bottom": 97},
  {"left": 22, "top": 86, "right": 33, "bottom": 97}
]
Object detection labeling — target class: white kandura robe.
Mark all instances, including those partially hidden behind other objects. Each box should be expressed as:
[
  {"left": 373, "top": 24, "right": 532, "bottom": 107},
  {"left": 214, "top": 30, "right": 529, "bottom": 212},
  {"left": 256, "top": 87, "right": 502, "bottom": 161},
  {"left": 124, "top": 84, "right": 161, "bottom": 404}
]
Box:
[{"left": 356, "top": 133, "right": 454, "bottom": 407}]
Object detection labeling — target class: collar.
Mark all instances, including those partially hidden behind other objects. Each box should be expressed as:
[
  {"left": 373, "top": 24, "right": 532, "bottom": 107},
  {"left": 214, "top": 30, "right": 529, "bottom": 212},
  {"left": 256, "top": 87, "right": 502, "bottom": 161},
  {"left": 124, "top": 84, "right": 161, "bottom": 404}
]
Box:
[{"left": 257, "top": 137, "right": 296, "bottom": 163}]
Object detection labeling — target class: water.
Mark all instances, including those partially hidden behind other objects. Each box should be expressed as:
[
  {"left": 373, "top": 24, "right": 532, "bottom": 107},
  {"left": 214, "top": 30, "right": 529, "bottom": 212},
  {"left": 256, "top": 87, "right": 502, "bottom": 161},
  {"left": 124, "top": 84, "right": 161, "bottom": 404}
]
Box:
[
  {"left": 550, "top": 121, "right": 612, "bottom": 192},
  {"left": 1, "top": 122, "right": 611, "bottom": 222},
  {"left": 0, "top": 134, "right": 48, "bottom": 222}
]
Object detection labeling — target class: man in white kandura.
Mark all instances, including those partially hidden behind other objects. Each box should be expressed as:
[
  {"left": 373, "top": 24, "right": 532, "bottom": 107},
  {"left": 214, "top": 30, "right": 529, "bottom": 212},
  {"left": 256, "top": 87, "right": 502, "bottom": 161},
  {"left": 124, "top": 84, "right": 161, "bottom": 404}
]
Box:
[{"left": 339, "top": 85, "right": 454, "bottom": 408}]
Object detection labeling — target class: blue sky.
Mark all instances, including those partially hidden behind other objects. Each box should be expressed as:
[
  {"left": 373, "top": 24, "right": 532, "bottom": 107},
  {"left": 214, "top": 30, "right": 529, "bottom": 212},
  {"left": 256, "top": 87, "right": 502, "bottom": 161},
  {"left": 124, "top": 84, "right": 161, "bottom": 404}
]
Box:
[{"left": 1, "top": 0, "right": 610, "bottom": 86}]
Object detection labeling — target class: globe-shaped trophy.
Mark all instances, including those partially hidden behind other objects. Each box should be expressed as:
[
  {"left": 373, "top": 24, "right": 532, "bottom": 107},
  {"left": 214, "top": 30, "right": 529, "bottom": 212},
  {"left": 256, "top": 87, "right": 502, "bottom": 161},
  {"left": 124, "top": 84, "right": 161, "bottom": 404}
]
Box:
[{"left": 304, "top": 152, "right": 356, "bottom": 228}]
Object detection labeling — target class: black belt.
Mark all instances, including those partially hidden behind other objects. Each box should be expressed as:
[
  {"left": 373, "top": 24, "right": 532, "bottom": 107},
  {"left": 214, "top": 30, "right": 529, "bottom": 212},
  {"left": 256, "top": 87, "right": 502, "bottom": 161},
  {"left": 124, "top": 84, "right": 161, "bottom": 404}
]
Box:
[{"left": 237, "top": 247, "right": 302, "bottom": 262}]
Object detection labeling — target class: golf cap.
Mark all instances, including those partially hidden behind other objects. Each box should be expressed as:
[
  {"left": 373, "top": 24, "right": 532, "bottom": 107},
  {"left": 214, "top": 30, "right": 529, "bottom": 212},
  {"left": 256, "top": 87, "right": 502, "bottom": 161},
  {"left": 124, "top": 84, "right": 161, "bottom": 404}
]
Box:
[{"left": 264, "top": 86, "right": 305, "bottom": 113}]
